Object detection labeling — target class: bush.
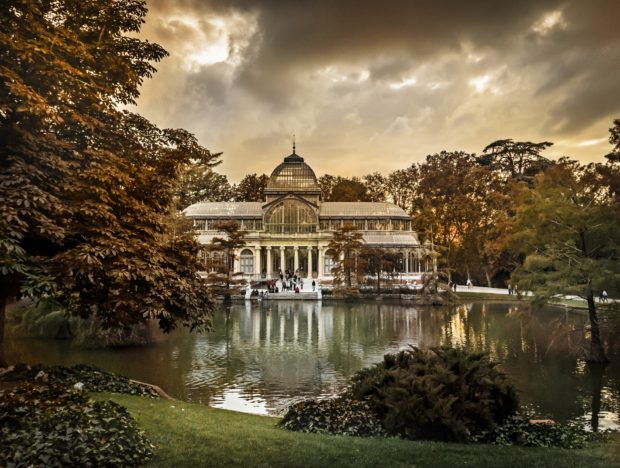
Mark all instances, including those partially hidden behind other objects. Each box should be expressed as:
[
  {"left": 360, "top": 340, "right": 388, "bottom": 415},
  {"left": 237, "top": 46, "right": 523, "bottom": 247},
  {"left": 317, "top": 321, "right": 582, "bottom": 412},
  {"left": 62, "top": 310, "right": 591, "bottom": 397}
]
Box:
[
  {"left": 0, "top": 383, "right": 154, "bottom": 466},
  {"left": 279, "top": 397, "right": 386, "bottom": 437},
  {"left": 472, "top": 415, "right": 608, "bottom": 449},
  {"left": 0, "top": 363, "right": 160, "bottom": 397},
  {"left": 348, "top": 346, "right": 519, "bottom": 441}
]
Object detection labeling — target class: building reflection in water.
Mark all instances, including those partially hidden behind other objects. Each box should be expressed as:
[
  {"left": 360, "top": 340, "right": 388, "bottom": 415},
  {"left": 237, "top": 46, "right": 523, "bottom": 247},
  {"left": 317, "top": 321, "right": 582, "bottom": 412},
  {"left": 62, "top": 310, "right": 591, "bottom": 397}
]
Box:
[{"left": 5, "top": 300, "right": 619, "bottom": 426}]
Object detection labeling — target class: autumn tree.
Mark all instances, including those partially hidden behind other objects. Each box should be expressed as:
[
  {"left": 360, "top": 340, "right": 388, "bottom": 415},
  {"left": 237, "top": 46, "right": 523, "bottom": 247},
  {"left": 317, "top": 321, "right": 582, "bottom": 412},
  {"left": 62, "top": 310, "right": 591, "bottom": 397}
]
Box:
[
  {"left": 205, "top": 220, "right": 247, "bottom": 304},
  {"left": 385, "top": 165, "right": 419, "bottom": 213},
  {"left": 511, "top": 159, "right": 620, "bottom": 362},
  {"left": 233, "top": 173, "right": 269, "bottom": 201},
  {"left": 328, "top": 224, "right": 364, "bottom": 290},
  {"left": 0, "top": 0, "right": 211, "bottom": 365}
]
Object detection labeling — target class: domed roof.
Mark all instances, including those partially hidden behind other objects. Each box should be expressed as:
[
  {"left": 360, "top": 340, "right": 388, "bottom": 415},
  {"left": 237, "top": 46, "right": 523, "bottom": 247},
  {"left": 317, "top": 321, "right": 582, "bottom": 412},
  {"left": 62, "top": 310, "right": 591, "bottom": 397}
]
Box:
[{"left": 266, "top": 150, "right": 320, "bottom": 192}]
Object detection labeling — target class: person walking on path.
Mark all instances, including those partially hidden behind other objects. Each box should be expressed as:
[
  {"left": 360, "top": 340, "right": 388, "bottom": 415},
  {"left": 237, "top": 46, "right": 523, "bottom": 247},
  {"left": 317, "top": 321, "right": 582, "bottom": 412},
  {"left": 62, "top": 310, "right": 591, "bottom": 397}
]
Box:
[
  {"left": 466, "top": 278, "right": 472, "bottom": 289},
  {"left": 602, "top": 290, "right": 608, "bottom": 303},
  {"left": 312, "top": 280, "right": 316, "bottom": 291}
]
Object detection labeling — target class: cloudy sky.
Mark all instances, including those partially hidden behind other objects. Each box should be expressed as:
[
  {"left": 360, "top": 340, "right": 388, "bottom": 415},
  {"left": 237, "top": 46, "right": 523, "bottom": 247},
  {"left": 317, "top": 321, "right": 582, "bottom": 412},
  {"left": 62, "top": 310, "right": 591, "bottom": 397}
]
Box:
[{"left": 134, "top": 0, "right": 620, "bottom": 181}]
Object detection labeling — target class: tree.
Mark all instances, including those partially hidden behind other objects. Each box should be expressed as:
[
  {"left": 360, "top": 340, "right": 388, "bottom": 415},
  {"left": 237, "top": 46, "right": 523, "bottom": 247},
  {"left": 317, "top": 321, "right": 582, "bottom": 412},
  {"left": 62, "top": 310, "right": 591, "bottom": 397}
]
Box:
[
  {"left": 511, "top": 160, "right": 620, "bottom": 362},
  {"left": 318, "top": 174, "right": 339, "bottom": 200},
  {"left": 0, "top": 0, "right": 211, "bottom": 365},
  {"left": 605, "top": 118, "right": 620, "bottom": 164},
  {"left": 233, "top": 173, "right": 269, "bottom": 202},
  {"left": 411, "top": 152, "right": 503, "bottom": 284},
  {"left": 478, "top": 139, "right": 554, "bottom": 184},
  {"left": 359, "top": 246, "right": 398, "bottom": 292},
  {"left": 385, "top": 165, "right": 419, "bottom": 213},
  {"left": 177, "top": 162, "right": 232, "bottom": 210},
  {"left": 329, "top": 178, "right": 369, "bottom": 201},
  {"left": 328, "top": 224, "right": 364, "bottom": 290},
  {"left": 362, "top": 172, "right": 387, "bottom": 202},
  {"left": 204, "top": 220, "right": 247, "bottom": 304}
]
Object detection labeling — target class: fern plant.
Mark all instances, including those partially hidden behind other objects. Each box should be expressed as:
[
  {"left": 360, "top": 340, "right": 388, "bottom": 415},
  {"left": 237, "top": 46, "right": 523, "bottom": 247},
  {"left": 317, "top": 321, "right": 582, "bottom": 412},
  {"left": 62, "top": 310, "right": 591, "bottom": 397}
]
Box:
[{"left": 348, "top": 346, "right": 519, "bottom": 441}]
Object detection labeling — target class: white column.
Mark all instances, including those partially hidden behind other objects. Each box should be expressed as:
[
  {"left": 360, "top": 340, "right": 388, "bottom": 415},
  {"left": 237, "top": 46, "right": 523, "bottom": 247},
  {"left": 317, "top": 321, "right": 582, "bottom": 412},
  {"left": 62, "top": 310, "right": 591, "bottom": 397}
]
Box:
[
  {"left": 280, "top": 246, "right": 286, "bottom": 273},
  {"left": 405, "top": 250, "right": 409, "bottom": 274},
  {"left": 266, "top": 247, "right": 273, "bottom": 277},
  {"left": 254, "top": 247, "right": 261, "bottom": 275},
  {"left": 307, "top": 247, "right": 313, "bottom": 278},
  {"left": 318, "top": 247, "right": 324, "bottom": 277},
  {"left": 294, "top": 246, "right": 299, "bottom": 273}
]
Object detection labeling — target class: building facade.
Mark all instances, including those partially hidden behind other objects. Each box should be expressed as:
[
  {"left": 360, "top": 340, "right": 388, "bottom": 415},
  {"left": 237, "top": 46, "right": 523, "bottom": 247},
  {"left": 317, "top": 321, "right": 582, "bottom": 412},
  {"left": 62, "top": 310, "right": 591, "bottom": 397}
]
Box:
[{"left": 184, "top": 149, "right": 433, "bottom": 281}]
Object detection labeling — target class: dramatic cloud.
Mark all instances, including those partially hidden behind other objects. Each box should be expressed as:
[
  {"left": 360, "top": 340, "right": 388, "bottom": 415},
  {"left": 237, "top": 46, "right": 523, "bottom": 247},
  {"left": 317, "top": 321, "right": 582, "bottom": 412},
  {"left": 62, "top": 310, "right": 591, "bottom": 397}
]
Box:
[{"left": 134, "top": 0, "right": 620, "bottom": 180}]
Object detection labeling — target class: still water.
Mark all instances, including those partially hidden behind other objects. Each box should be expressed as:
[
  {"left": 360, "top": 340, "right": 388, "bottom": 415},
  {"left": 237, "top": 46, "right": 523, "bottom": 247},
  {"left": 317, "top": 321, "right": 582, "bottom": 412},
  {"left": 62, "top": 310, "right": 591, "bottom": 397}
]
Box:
[{"left": 6, "top": 301, "right": 620, "bottom": 426}]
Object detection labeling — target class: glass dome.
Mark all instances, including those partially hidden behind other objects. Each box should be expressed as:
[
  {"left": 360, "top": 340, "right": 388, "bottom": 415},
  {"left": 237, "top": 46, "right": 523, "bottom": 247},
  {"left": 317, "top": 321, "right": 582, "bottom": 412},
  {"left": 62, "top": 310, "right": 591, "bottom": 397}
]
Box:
[{"left": 266, "top": 152, "right": 320, "bottom": 191}]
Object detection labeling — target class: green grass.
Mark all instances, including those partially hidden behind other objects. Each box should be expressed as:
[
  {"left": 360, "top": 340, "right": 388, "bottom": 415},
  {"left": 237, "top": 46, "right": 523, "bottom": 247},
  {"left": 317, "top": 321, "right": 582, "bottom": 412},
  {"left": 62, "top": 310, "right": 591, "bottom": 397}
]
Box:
[{"left": 95, "top": 393, "right": 620, "bottom": 468}]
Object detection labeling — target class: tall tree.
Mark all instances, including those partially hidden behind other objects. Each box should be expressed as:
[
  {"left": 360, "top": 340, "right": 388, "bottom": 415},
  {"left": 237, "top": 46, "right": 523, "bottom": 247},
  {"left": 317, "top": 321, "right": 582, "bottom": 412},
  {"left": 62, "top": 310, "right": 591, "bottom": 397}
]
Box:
[
  {"left": 233, "top": 173, "right": 269, "bottom": 202},
  {"left": 177, "top": 160, "right": 232, "bottom": 210},
  {"left": 511, "top": 160, "right": 620, "bottom": 363},
  {"left": 385, "top": 165, "right": 419, "bottom": 213},
  {"left": 411, "top": 151, "right": 500, "bottom": 283},
  {"left": 478, "top": 139, "right": 553, "bottom": 184},
  {"left": 328, "top": 224, "right": 364, "bottom": 290},
  {"left": 605, "top": 118, "right": 620, "bottom": 164},
  {"left": 0, "top": 0, "right": 211, "bottom": 365},
  {"left": 205, "top": 220, "right": 247, "bottom": 304}
]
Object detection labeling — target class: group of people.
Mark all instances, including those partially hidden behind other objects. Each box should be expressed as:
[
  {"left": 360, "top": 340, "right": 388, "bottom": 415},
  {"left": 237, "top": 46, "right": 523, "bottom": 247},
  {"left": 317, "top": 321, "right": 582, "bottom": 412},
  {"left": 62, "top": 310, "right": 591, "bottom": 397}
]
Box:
[{"left": 263, "top": 269, "right": 318, "bottom": 294}]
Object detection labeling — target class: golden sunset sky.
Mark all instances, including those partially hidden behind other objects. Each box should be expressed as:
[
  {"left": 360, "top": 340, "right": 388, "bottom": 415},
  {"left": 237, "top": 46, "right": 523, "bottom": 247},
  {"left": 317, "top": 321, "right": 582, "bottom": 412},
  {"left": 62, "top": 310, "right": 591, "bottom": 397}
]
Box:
[{"left": 133, "top": 0, "right": 620, "bottom": 181}]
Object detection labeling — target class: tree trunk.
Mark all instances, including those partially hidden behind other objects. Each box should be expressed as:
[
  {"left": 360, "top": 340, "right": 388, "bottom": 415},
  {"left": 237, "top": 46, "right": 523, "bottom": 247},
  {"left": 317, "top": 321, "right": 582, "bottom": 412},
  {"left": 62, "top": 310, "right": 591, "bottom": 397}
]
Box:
[
  {"left": 585, "top": 291, "right": 609, "bottom": 363},
  {"left": 484, "top": 269, "right": 492, "bottom": 288},
  {"left": 588, "top": 362, "right": 606, "bottom": 432}
]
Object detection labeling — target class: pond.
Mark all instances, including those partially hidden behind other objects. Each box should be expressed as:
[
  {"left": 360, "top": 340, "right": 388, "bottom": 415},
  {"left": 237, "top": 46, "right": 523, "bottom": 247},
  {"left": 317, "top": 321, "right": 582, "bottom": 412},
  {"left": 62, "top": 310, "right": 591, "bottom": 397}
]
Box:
[{"left": 5, "top": 300, "right": 620, "bottom": 428}]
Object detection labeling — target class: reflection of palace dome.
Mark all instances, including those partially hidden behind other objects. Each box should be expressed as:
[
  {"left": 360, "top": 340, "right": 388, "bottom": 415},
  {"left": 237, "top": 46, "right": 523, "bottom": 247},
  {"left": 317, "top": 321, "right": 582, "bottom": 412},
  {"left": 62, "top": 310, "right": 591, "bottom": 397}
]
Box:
[{"left": 266, "top": 151, "right": 320, "bottom": 192}]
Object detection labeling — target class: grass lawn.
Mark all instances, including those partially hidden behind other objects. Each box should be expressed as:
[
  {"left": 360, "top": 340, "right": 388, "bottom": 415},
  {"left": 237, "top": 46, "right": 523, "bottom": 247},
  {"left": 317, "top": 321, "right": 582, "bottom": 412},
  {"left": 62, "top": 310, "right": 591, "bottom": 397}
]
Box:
[{"left": 96, "top": 393, "right": 620, "bottom": 468}]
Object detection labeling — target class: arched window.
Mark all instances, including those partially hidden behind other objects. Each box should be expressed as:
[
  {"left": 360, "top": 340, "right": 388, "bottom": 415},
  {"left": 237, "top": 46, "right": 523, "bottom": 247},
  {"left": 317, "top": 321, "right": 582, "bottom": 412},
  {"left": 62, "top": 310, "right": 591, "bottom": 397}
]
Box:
[
  {"left": 324, "top": 249, "right": 336, "bottom": 275},
  {"left": 265, "top": 199, "right": 317, "bottom": 233},
  {"left": 240, "top": 249, "right": 254, "bottom": 274}
]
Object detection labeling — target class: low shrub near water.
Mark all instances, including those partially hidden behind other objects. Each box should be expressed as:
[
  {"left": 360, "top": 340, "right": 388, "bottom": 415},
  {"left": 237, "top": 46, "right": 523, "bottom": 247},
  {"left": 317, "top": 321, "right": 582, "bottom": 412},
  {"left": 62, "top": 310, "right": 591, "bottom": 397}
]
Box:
[
  {"left": 472, "top": 415, "right": 608, "bottom": 449},
  {"left": 0, "top": 363, "right": 159, "bottom": 397},
  {"left": 0, "top": 383, "right": 154, "bottom": 466},
  {"left": 348, "top": 346, "right": 519, "bottom": 442},
  {"left": 279, "top": 397, "right": 387, "bottom": 437}
]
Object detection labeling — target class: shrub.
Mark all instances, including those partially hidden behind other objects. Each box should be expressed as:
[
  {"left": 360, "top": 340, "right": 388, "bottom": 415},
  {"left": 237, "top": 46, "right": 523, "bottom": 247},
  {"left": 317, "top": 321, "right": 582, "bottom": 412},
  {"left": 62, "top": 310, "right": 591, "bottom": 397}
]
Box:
[
  {"left": 0, "top": 383, "right": 154, "bottom": 466},
  {"left": 0, "top": 363, "right": 160, "bottom": 397},
  {"left": 348, "top": 346, "right": 519, "bottom": 441},
  {"left": 472, "top": 415, "right": 608, "bottom": 449},
  {"left": 279, "top": 397, "right": 387, "bottom": 437}
]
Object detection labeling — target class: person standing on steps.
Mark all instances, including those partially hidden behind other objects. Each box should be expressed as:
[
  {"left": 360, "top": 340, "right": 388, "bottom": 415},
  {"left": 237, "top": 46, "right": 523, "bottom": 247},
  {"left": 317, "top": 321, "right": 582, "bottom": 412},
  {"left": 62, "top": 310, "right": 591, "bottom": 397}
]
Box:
[{"left": 312, "top": 280, "right": 316, "bottom": 291}]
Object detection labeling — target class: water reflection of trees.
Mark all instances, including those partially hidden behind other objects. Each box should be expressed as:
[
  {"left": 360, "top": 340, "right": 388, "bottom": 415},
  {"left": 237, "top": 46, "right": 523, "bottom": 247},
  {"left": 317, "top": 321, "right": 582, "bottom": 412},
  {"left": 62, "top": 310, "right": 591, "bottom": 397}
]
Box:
[{"left": 7, "top": 301, "right": 620, "bottom": 422}]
